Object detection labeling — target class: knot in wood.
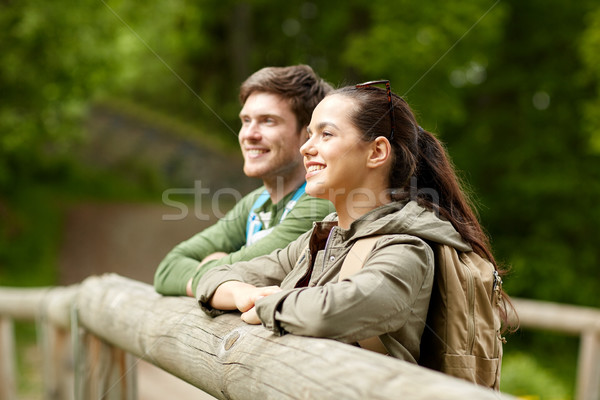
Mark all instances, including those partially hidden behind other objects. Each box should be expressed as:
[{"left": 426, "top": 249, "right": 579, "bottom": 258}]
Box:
[{"left": 224, "top": 330, "right": 240, "bottom": 351}]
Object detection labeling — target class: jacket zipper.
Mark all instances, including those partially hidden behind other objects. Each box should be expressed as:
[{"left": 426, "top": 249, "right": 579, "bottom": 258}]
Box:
[
  {"left": 295, "top": 222, "right": 318, "bottom": 287},
  {"left": 462, "top": 254, "right": 476, "bottom": 354},
  {"left": 492, "top": 270, "right": 504, "bottom": 357},
  {"left": 322, "top": 226, "right": 337, "bottom": 271}
]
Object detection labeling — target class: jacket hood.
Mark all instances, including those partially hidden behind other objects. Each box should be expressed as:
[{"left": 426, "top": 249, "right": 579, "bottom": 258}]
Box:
[{"left": 340, "top": 200, "right": 472, "bottom": 252}]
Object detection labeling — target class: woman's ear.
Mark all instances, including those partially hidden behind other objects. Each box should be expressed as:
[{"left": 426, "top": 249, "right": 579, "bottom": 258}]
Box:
[{"left": 366, "top": 136, "right": 392, "bottom": 169}]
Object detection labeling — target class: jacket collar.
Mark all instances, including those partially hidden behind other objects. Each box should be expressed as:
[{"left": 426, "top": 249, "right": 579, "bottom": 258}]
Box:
[{"left": 315, "top": 200, "right": 471, "bottom": 252}]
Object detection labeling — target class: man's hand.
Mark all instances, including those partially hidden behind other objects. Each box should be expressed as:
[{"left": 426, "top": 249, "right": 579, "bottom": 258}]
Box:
[
  {"left": 201, "top": 252, "right": 228, "bottom": 264},
  {"left": 185, "top": 252, "right": 229, "bottom": 297}
]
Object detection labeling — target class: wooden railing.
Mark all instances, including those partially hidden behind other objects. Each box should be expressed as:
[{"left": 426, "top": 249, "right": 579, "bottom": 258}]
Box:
[
  {"left": 507, "top": 298, "right": 600, "bottom": 400},
  {"left": 0, "top": 273, "right": 598, "bottom": 400}
]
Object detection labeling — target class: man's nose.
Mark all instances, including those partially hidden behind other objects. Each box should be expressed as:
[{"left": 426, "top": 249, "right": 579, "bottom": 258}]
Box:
[{"left": 239, "top": 121, "right": 261, "bottom": 141}]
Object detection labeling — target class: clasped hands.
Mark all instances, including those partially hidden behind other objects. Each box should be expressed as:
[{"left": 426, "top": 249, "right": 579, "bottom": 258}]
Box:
[{"left": 210, "top": 281, "right": 282, "bottom": 324}]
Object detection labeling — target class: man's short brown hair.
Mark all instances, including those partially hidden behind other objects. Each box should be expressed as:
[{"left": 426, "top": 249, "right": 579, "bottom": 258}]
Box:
[{"left": 239, "top": 65, "right": 332, "bottom": 130}]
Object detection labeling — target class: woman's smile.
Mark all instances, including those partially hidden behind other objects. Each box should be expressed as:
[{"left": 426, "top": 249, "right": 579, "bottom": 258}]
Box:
[{"left": 304, "top": 161, "right": 326, "bottom": 179}]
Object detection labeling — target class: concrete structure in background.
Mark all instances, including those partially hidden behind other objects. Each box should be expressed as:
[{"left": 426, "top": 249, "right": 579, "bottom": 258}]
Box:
[{"left": 82, "top": 103, "right": 257, "bottom": 193}]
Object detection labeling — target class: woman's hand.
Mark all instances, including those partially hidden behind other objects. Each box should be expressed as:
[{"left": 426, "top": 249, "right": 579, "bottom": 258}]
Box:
[
  {"left": 239, "top": 285, "right": 283, "bottom": 324},
  {"left": 210, "top": 281, "right": 282, "bottom": 314},
  {"left": 241, "top": 307, "right": 261, "bottom": 324}
]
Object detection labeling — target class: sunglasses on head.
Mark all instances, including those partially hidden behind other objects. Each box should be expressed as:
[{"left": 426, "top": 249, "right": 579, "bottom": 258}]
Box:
[{"left": 355, "top": 80, "right": 395, "bottom": 141}]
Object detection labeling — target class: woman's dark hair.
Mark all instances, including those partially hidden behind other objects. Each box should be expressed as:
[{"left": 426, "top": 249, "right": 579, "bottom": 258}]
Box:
[
  {"left": 333, "top": 85, "right": 515, "bottom": 330},
  {"left": 239, "top": 65, "right": 333, "bottom": 130}
]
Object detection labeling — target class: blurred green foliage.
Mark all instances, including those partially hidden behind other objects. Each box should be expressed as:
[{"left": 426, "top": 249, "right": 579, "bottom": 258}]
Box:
[
  {"left": 501, "top": 352, "right": 571, "bottom": 400},
  {"left": 0, "top": 0, "right": 122, "bottom": 188},
  {"left": 2, "top": 0, "right": 600, "bottom": 397}
]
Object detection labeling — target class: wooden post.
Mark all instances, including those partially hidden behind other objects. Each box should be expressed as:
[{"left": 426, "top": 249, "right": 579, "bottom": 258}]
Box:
[
  {"left": 39, "top": 315, "right": 74, "bottom": 400},
  {"left": 511, "top": 298, "right": 600, "bottom": 400},
  {"left": 72, "top": 304, "right": 84, "bottom": 400},
  {"left": 0, "top": 316, "right": 17, "bottom": 400},
  {"left": 92, "top": 335, "right": 137, "bottom": 400},
  {"left": 71, "top": 303, "right": 137, "bottom": 400},
  {"left": 575, "top": 330, "right": 600, "bottom": 400}
]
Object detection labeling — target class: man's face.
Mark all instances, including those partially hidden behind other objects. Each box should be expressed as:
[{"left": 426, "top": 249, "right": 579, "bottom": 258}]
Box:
[{"left": 238, "top": 92, "right": 307, "bottom": 182}]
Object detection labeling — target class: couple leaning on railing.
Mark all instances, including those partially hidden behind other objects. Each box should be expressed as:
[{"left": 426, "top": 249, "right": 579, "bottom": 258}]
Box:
[{"left": 153, "top": 65, "right": 515, "bottom": 391}]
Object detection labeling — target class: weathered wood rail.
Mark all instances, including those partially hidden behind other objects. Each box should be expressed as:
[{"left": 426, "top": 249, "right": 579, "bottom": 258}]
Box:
[
  {"left": 508, "top": 298, "right": 600, "bottom": 400},
  {"left": 0, "top": 274, "right": 598, "bottom": 400}
]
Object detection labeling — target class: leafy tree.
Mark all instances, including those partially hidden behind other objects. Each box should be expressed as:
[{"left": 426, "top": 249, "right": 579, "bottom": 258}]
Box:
[
  {"left": 461, "top": 0, "right": 600, "bottom": 308},
  {"left": 344, "top": 0, "right": 508, "bottom": 128},
  {"left": 0, "top": 0, "right": 147, "bottom": 285},
  {"left": 344, "top": 0, "right": 600, "bottom": 309},
  {"left": 580, "top": 5, "right": 600, "bottom": 153},
  {"left": 108, "top": 0, "right": 374, "bottom": 142}
]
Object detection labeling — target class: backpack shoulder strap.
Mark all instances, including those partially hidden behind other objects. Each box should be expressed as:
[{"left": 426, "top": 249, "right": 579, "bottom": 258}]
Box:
[
  {"left": 339, "top": 235, "right": 388, "bottom": 355},
  {"left": 338, "top": 235, "right": 383, "bottom": 280},
  {"left": 245, "top": 189, "right": 271, "bottom": 243}
]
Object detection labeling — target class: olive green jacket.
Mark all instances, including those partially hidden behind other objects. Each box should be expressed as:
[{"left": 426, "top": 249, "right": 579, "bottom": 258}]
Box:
[{"left": 196, "top": 200, "right": 471, "bottom": 363}]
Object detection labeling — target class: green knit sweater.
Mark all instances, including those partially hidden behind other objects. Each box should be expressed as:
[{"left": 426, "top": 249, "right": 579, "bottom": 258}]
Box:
[{"left": 154, "top": 185, "right": 335, "bottom": 296}]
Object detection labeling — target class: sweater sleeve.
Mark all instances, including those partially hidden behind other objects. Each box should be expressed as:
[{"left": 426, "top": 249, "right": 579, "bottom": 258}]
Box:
[
  {"left": 255, "top": 236, "right": 434, "bottom": 344},
  {"left": 153, "top": 188, "right": 261, "bottom": 295}
]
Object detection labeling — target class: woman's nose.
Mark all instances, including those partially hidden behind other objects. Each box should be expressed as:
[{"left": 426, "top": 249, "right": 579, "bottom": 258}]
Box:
[{"left": 300, "top": 135, "right": 317, "bottom": 156}]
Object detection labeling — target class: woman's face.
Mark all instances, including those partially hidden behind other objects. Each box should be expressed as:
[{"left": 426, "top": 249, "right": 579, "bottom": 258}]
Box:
[{"left": 300, "top": 94, "right": 373, "bottom": 201}]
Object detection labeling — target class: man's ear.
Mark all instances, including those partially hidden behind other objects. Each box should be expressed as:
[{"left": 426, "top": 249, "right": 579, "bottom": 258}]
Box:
[{"left": 366, "top": 136, "right": 392, "bottom": 168}]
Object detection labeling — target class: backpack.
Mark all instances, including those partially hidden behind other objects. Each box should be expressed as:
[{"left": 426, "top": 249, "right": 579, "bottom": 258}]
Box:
[{"left": 340, "top": 237, "right": 504, "bottom": 390}]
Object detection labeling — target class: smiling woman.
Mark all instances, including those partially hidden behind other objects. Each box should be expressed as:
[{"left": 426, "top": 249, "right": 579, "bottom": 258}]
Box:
[{"left": 195, "top": 82, "right": 510, "bottom": 377}]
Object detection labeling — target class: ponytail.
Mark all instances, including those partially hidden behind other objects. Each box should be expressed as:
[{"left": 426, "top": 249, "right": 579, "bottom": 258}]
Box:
[
  {"left": 412, "top": 126, "right": 516, "bottom": 332},
  {"left": 413, "top": 126, "right": 494, "bottom": 264}
]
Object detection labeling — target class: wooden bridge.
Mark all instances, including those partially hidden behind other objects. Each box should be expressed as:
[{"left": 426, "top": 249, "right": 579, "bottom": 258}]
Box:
[{"left": 1, "top": 274, "right": 599, "bottom": 400}]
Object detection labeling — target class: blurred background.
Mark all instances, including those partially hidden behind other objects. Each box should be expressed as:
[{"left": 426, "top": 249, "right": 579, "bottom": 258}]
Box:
[{"left": 1, "top": 0, "right": 599, "bottom": 398}]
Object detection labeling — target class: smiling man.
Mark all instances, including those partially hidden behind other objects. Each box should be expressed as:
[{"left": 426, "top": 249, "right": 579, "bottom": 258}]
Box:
[{"left": 154, "top": 65, "right": 335, "bottom": 297}]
